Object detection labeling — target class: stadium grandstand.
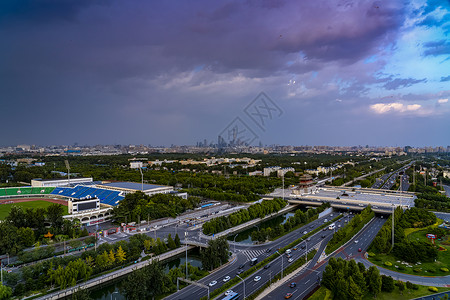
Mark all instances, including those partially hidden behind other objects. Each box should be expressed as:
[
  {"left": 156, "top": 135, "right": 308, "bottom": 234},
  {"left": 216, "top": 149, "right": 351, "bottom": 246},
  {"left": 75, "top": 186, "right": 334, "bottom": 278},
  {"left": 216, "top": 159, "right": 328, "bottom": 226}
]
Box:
[{"left": 51, "top": 186, "right": 124, "bottom": 206}]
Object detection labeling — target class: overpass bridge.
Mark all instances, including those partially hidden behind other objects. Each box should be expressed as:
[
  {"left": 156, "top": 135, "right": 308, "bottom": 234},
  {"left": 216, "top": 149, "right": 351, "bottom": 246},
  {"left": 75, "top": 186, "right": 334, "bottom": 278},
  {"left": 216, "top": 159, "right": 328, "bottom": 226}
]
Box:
[{"left": 265, "top": 186, "right": 416, "bottom": 214}]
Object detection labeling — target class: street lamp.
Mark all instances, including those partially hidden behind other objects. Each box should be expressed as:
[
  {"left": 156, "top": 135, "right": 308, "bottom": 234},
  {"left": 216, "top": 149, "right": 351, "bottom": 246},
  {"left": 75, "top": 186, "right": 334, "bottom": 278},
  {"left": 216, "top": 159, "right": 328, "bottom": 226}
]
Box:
[
  {"left": 236, "top": 274, "right": 246, "bottom": 300},
  {"left": 185, "top": 231, "right": 188, "bottom": 279},
  {"left": 233, "top": 234, "right": 239, "bottom": 253},
  {"left": 276, "top": 251, "right": 284, "bottom": 279},
  {"left": 111, "top": 291, "right": 119, "bottom": 300}
]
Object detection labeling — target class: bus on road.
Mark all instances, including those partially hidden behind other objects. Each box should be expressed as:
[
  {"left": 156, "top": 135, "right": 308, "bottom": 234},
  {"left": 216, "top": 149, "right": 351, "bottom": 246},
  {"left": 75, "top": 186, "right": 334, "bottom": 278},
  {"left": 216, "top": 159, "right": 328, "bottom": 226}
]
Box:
[{"left": 222, "top": 292, "right": 239, "bottom": 300}]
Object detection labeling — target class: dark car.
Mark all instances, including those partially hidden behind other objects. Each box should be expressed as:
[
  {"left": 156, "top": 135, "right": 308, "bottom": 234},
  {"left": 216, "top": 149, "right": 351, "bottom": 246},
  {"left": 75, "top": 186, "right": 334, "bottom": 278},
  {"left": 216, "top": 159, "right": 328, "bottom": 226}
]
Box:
[
  {"left": 290, "top": 282, "right": 297, "bottom": 288},
  {"left": 236, "top": 269, "right": 243, "bottom": 274},
  {"left": 239, "top": 264, "right": 245, "bottom": 269},
  {"left": 301, "top": 245, "right": 306, "bottom": 249},
  {"left": 266, "top": 248, "right": 272, "bottom": 253},
  {"left": 264, "top": 264, "right": 270, "bottom": 269},
  {"left": 321, "top": 234, "right": 326, "bottom": 238}
]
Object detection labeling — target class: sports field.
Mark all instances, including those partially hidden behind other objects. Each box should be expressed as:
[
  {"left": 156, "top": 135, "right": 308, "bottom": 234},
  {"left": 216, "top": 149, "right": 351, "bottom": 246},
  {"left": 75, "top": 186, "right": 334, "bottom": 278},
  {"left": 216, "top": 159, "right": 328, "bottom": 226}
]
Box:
[{"left": 0, "top": 199, "right": 68, "bottom": 220}]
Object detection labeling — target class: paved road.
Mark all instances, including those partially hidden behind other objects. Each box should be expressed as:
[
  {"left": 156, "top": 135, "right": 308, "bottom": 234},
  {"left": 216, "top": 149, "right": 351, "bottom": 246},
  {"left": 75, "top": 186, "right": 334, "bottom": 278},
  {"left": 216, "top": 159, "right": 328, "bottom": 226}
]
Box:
[
  {"left": 165, "top": 212, "right": 350, "bottom": 300},
  {"left": 264, "top": 216, "right": 386, "bottom": 300}
]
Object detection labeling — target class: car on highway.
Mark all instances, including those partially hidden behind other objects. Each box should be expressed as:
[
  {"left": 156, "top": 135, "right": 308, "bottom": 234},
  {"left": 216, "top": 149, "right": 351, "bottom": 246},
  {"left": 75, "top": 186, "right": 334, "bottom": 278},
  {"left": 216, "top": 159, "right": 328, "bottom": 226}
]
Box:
[
  {"left": 288, "top": 258, "right": 294, "bottom": 263},
  {"left": 266, "top": 248, "right": 272, "bottom": 253},
  {"left": 307, "top": 237, "right": 311, "bottom": 241},
  {"left": 293, "top": 247, "right": 298, "bottom": 250},
  {"left": 354, "top": 240, "right": 359, "bottom": 244},
  {"left": 323, "top": 227, "right": 327, "bottom": 231},
  {"left": 286, "top": 249, "right": 291, "bottom": 254},
  {"left": 285, "top": 293, "right": 293, "bottom": 299},
  {"left": 264, "top": 264, "right": 270, "bottom": 269},
  {"left": 225, "top": 290, "right": 234, "bottom": 296},
  {"left": 209, "top": 280, "right": 217, "bottom": 287},
  {"left": 286, "top": 254, "right": 292, "bottom": 258},
  {"left": 310, "top": 225, "right": 314, "bottom": 228},
  {"left": 236, "top": 269, "right": 243, "bottom": 275},
  {"left": 303, "top": 231, "right": 308, "bottom": 234},
  {"left": 254, "top": 276, "right": 261, "bottom": 282},
  {"left": 290, "top": 282, "right": 297, "bottom": 288},
  {"left": 321, "top": 234, "right": 326, "bottom": 238},
  {"left": 223, "top": 276, "right": 231, "bottom": 282},
  {"left": 301, "top": 244, "right": 306, "bottom": 249},
  {"left": 239, "top": 264, "right": 245, "bottom": 269},
  {"left": 358, "top": 248, "right": 362, "bottom": 252}
]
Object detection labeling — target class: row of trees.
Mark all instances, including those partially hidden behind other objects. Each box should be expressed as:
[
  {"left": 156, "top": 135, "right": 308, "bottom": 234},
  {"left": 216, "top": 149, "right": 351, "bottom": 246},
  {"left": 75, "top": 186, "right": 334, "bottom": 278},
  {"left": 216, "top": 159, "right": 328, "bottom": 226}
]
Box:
[
  {"left": 322, "top": 257, "right": 418, "bottom": 299},
  {"left": 0, "top": 204, "right": 86, "bottom": 256},
  {"left": 370, "top": 207, "right": 438, "bottom": 263},
  {"left": 251, "top": 203, "right": 331, "bottom": 243},
  {"left": 112, "top": 191, "right": 201, "bottom": 224},
  {"left": 202, "top": 198, "right": 287, "bottom": 235},
  {"left": 122, "top": 260, "right": 207, "bottom": 300},
  {"left": 3, "top": 232, "right": 179, "bottom": 298}
]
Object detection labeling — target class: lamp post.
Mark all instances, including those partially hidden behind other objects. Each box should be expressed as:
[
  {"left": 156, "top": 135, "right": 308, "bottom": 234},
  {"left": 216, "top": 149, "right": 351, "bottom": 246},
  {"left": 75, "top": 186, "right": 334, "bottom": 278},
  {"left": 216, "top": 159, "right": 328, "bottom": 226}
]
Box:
[
  {"left": 392, "top": 203, "right": 395, "bottom": 249},
  {"left": 139, "top": 167, "right": 144, "bottom": 191},
  {"left": 111, "top": 291, "right": 119, "bottom": 300},
  {"left": 185, "top": 231, "right": 188, "bottom": 279},
  {"left": 276, "top": 251, "right": 284, "bottom": 279},
  {"left": 233, "top": 234, "right": 239, "bottom": 253},
  {"left": 236, "top": 275, "right": 246, "bottom": 299}
]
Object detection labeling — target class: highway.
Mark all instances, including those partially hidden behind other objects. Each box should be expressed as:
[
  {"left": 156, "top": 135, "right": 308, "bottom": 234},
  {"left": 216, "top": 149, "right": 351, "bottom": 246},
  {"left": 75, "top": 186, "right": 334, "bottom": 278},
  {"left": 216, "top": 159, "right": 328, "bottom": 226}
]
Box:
[
  {"left": 263, "top": 216, "right": 386, "bottom": 300},
  {"left": 165, "top": 212, "right": 352, "bottom": 300}
]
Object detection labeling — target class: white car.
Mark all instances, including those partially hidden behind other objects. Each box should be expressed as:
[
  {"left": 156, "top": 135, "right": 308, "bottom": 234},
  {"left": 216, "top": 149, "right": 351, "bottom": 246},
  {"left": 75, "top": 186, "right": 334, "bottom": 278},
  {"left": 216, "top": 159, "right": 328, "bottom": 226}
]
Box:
[
  {"left": 223, "top": 276, "right": 231, "bottom": 282},
  {"left": 288, "top": 258, "right": 294, "bottom": 263},
  {"left": 354, "top": 240, "right": 359, "bottom": 244},
  {"left": 225, "top": 290, "right": 234, "bottom": 296},
  {"left": 254, "top": 276, "right": 261, "bottom": 282},
  {"left": 209, "top": 280, "right": 217, "bottom": 287},
  {"left": 303, "top": 231, "right": 308, "bottom": 234}
]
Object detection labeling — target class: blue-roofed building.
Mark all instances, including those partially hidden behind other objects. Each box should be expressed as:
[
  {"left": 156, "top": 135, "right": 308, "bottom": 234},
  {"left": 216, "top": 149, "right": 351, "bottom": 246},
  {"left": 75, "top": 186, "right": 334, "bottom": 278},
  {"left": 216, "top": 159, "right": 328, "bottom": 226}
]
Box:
[{"left": 97, "top": 181, "right": 173, "bottom": 196}]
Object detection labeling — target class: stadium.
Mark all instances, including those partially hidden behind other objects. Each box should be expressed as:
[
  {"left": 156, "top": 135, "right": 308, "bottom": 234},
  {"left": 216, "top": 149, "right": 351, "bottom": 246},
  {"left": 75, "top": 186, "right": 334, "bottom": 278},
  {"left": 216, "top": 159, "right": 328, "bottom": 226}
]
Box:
[{"left": 0, "top": 179, "right": 177, "bottom": 226}]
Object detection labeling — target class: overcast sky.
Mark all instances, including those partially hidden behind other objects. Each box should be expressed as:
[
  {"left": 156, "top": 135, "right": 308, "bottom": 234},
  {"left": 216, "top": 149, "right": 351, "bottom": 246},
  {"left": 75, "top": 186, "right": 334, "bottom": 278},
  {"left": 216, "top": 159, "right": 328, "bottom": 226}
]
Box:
[{"left": 1, "top": 0, "right": 449, "bottom": 147}]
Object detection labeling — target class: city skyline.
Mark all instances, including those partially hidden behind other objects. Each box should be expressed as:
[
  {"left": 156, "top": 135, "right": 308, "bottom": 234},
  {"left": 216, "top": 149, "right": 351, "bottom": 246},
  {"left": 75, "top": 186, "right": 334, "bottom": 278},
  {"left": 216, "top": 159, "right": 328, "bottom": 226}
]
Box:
[{"left": 1, "top": 0, "right": 449, "bottom": 147}]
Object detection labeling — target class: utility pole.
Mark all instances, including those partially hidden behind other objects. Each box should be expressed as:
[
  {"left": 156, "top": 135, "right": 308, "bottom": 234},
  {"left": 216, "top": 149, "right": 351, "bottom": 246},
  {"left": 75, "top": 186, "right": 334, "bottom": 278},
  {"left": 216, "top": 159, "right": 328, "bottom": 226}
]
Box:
[
  {"left": 139, "top": 167, "right": 144, "bottom": 192},
  {"left": 392, "top": 204, "right": 395, "bottom": 249},
  {"left": 282, "top": 173, "right": 285, "bottom": 200}
]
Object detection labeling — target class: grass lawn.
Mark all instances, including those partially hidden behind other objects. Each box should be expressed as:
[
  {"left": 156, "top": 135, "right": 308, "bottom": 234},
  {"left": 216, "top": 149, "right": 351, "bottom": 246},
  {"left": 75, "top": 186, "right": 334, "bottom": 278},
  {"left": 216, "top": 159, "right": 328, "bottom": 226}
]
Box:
[
  {"left": 369, "top": 225, "right": 450, "bottom": 276},
  {"left": 0, "top": 200, "right": 68, "bottom": 220},
  {"left": 310, "top": 285, "right": 449, "bottom": 300}
]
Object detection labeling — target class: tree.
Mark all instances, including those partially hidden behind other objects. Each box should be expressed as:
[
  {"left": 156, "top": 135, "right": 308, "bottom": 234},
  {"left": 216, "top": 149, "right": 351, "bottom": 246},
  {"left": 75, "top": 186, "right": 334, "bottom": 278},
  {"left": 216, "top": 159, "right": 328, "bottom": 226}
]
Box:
[
  {"left": 108, "top": 250, "right": 116, "bottom": 264},
  {"left": 174, "top": 234, "right": 181, "bottom": 247},
  {"left": 116, "top": 246, "right": 126, "bottom": 263},
  {"left": 397, "top": 281, "right": 405, "bottom": 295},
  {"left": 0, "top": 283, "right": 12, "bottom": 300},
  {"left": 0, "top": 223, "right": 19, "bottom": 255},
  {"left": 18, "top": 227, "right": 35, "bottom": 247},
  {"left": 348, "top": 277, "right": 363, "bottom": 300},
  {"left": 167, "top": 234, "right": 176, "bottom": 249},
  {"left": 71, "top": 288, "right": 92, "bottom": 300},
  {"left": 366, "top": 266, "right": 381, "bottom": 297},
  {"left": 201, "top": 237, "right": 230, "bottom": 271},
  {"left": 46, "top": 204, "right": 65, "bottom": 230},
  {"left": 381, "top": 275, "right": 394, "bottom": 292}
]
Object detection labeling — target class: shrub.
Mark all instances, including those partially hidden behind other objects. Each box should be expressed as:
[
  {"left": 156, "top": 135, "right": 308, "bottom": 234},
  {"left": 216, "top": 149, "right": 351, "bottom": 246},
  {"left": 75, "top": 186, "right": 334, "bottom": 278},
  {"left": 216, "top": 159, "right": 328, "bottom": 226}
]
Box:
[
  {"left": 428, "top": 286, "right": 438, "bottom": 292},
  {"left": 367, "top": 252, "right": 376, "bottom": 257},
  {"left": 413, "top": 268, "right": 421, "bottom": 273},
  {"left": 384, "top": 261, "right": 393, "bottom": 267},
  {"left": 440, "top": 267, "right": 449, "bottom": 272},
  {"left": 427, "top": 268, "right": 436, "bottom": 273},
  {"left": 406, "top": 281, "right": 419, "bottom": 290},
  {"left": 398, "top": 265, "right": 406, "bottom": 270}
]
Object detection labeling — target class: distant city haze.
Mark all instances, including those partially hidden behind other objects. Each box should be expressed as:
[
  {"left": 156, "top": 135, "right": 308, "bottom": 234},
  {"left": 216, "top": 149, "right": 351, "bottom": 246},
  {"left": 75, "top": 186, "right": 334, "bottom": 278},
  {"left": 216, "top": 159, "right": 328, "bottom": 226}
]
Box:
[{"left": 0, "top": 1, "right": 449, "bottom": 147}]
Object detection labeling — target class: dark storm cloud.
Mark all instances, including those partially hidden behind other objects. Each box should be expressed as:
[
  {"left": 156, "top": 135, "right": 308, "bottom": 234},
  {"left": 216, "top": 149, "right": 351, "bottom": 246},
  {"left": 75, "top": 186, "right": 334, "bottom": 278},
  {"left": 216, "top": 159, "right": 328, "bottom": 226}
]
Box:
[
  {"left": 382, "top": 77, "right": 427, "bottom": 90},
  {"left": 423, "top": 40, "right": 450, "bottom": 56},
  {"left": 0, "top": 0, "right": 421, "bottom": 146},
  {"left": 0, "top": 0, "right": 109, "bottom": 23}
]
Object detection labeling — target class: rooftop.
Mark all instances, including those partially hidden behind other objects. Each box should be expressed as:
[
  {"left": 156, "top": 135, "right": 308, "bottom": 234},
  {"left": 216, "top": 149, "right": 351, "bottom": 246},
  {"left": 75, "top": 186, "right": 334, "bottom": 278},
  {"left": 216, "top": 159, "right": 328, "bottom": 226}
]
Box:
[{"left": 100, "top": 181, "right": 170, "bottom": 191}]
